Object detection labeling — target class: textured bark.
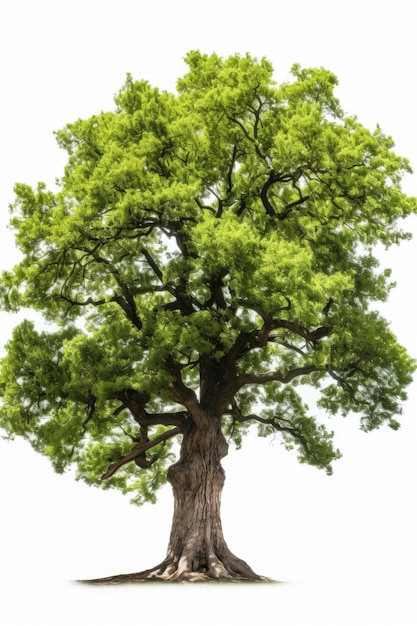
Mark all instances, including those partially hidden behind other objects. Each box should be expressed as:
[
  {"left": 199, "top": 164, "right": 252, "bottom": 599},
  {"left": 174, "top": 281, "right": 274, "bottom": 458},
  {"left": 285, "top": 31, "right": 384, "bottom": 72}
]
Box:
[
  {"left": 160, "top": 417, "right": 258, "bottom": 580},
  {"left": 85, "top": 416, "right": 261, "bottom": 583}
]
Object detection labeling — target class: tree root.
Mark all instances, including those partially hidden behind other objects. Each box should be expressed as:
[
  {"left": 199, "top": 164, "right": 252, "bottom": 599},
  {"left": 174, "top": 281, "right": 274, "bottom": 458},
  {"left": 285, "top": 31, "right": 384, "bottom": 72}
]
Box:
[
  {"left": 79, "top": 572, "right": 275, "bottom": 584},
  {"left": 78, "top": 558, "right": 275, "bottom": 584}
]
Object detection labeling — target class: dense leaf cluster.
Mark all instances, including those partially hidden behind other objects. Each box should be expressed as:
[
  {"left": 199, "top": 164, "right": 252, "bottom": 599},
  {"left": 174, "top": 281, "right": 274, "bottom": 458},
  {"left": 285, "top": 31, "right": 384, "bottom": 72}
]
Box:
[{"left": 1, "top": 52, "right": 415, "bottom": 501}]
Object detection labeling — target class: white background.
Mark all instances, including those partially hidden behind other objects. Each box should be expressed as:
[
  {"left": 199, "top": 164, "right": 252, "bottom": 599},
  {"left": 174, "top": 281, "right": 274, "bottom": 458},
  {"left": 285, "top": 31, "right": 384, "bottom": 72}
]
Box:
[{"left": 1, "top": 1, "right": 416, "bottom": 624}]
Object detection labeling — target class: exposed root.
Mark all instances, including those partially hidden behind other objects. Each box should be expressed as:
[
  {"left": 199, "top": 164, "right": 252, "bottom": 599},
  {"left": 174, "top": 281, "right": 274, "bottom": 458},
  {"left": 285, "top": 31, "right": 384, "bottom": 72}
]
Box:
[
  {"left": 79, "top": 572, "right": 274, "bottom": 584},
  {"left": 78, "top": 557, "right": 274, "bottom": 584},
  {"left": 77, "top": 421, "right": 279, "bottom": 585}
]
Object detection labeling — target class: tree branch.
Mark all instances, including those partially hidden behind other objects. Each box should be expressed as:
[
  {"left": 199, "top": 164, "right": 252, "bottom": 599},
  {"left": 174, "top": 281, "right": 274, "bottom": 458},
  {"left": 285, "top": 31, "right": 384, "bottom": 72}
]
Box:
[
  {"left": 236, "top": 365, "right": 326, "bottom": 389},
  {"left": 225, "top": 305, "right": 329, "bottom": 365},
  {"left": 165, "top": 357, "right": 211, "bottom": 428},
  {"left": 229, "top": 403, "right": 331, "bottom": 472},
  {"left": 115, "top": 388, "right": 189, "bottom": 430},
  {"left": 81, "top": 397, "right": 97, "bottom": 435},
  {"left": 112, "top": 294, "right": 142, "bottom": 330},
  {"left": 278, "top": 193, "right": 311, "bottom": 221},
  {"left": 141, "top": 247, "right": 164, "bottom": 283},
  {"left": 260, "top": 172, "right": 278, "bottom": 216},
  {"left": 60, "top": 293, "right": 110, "bottom": 308},
  {"left": 143, "top": 411, "right": 190, "bottom": 429},
  {"left": 60, "top": 246, "right": 144, "bottom": 330},
  {"left": 101, "top": 427, "right": 181, "bottom": 480},
  {"left": 271, "top": 319, "right": 330, "bottom": 343},
  {"left": 226, "top": 144, "right": 238, "bottom": 194}
]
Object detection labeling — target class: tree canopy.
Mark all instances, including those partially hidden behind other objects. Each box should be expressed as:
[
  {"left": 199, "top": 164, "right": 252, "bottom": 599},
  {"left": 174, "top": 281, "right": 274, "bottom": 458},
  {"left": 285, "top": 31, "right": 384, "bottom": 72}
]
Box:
[{"left": 1, "top": 51, "right": 416, "bottom": 506}]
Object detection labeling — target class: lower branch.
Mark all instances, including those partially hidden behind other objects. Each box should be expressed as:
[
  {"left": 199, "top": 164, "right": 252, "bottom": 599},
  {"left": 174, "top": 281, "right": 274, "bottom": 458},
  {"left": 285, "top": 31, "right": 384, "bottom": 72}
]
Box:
[
  {"left": 229, "top": 401, "right": 334, "bottom": 473},
  {"left": 101, "top": 427, "right": 180, "bottom": 479}
]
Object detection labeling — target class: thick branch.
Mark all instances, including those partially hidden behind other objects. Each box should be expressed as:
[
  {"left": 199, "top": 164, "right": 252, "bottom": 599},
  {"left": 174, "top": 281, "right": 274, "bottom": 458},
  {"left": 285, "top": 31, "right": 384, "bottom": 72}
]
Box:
[
  {"left": 236, "top": 365, "right": 326, "bottom": 389},
  {"left": 195, "top": 196, "right": 216, "bottom": 215},
  {"left": 166, "top": 357, "right": 211, "bottom": 428},
  {"left": 101, "top": 427, "right": 180, "bottom": 480},
  {"left": 144, "top": 411, "right": 190, "bottom": 429},
  {"left": 115, "top": 388, "right": 189, "bottom": 430},
  {"left": 141, "top": 247, "right": 164, "bottom": 283},
  {"left": 204, "top": 270, "right": 229, "bottom": 310},
  {"left": 260, "top": 172, "right": 278, "bottom": 216},
  {"left": 112, "top": 294, "right": 143, "bottom": 330}
]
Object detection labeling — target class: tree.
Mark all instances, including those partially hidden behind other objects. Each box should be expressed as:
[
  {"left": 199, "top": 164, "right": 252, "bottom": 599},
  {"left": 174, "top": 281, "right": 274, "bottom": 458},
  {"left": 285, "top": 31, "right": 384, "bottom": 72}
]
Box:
[{"left": 0, "top": 52, "right": 416, "bottom": 582}]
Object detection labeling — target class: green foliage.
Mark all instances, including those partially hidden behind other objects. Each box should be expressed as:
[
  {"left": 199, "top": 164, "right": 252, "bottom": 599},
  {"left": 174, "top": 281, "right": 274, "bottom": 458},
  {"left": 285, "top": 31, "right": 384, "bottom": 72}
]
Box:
[
  {"left": 74, "top": 430, "right": 175, "bottom": 506},
  {"left": 1, "top": 51, "right": 416, "bottom": 502}
]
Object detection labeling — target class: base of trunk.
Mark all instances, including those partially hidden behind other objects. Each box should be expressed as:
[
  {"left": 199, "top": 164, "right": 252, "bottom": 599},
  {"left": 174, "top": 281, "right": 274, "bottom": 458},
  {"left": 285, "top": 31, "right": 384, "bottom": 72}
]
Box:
[
  {"left": 81, "top": 418, "right": 276, "bottom": 584},
  {"left": 80, "top": 551, "right": 271, "bottom": 584},
  {"left": 80, "top": 567, "right": 273, "bottom": 584}
]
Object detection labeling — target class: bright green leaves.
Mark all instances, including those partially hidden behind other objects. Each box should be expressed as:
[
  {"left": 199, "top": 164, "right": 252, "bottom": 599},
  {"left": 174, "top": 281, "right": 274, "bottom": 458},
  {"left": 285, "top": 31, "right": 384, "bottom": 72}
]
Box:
[
  {"left": 318, "top": 309, "right": 416, "bottom": 431},
  {"left": 192, "top": 212, "right": 260, "bottom": 285},
  {"left": 284, "top": 64, "right": 342, "bottom": 117},
  {"left": 0, "top": 318, "right": 177, "bottom": 500},
  {"left": 74, "top": 425, "right": 176, "bottom": 505},
  {"left": 177, "top": 51, "right": 277, "bottom": 194},
  {"left": 0, "top": 321, "right": 85, "bottom": 473},
  {"left": 58, "top": 79, "right": 201, "bottom": 225},
  {"left": 9, "top": 183, "right": 59, "bottom": 255},
  {"left": 231, "top": 385, "right": 340, "bottom": 474},
  {"left": 177, "top": 51, "right": 275, "bottom": 130},
  {"left": 1, "top": 51, "right": 416, "bottom": 498}
]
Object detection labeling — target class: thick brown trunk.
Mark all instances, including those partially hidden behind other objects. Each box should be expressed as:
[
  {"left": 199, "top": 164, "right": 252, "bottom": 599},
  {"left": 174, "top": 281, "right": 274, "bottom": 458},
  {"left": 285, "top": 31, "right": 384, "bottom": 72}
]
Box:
[
  {"left": 158, "top": 417, "right": 258, "bottom": 580},
  {"left": 85, "top": 416, "right": 261, "bottom": 583}
]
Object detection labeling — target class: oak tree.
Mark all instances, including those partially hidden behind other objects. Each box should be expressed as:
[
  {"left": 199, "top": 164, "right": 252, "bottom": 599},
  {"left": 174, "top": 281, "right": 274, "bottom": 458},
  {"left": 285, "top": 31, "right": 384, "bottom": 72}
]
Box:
[{"left": 1, "top": 52, "right": 416, "bottom": 581}]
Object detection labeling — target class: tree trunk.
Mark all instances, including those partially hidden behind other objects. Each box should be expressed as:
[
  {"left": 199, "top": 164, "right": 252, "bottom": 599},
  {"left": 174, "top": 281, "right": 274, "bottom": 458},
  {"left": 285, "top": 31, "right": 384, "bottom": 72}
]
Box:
[
  {"left": 159, "top": 417, "right": 258, "bottom": 580},
  {"left": 85, "top": 417, "right": 261, "bottom": 583}
]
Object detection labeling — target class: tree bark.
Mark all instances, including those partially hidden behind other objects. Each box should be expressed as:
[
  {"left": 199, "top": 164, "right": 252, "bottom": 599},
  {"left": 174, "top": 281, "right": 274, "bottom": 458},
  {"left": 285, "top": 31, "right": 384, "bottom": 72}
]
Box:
[
  {"left": 85, "top": 416, "right": 261, "bottom": 583},
  {"left": 160, "top": 417, "right": 258, "bottom": 580}
]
